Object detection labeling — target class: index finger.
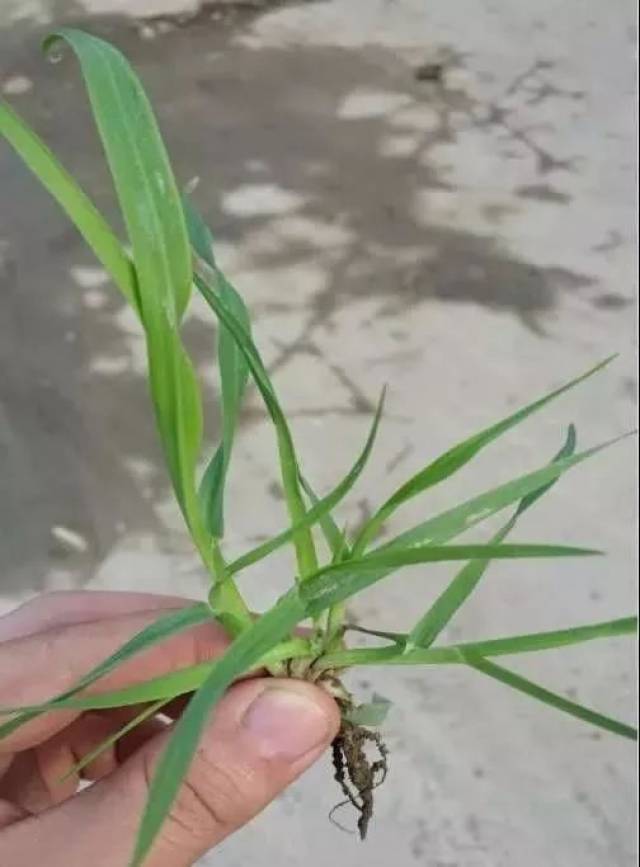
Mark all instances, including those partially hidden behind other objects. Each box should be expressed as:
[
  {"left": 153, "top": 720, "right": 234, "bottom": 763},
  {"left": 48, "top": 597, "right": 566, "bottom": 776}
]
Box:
[
  {"left": 0, "top": 606, "right": 229, "bottom": 752},
  {"left": 0, "top": 591, "right": 190, "bottom": 642}
]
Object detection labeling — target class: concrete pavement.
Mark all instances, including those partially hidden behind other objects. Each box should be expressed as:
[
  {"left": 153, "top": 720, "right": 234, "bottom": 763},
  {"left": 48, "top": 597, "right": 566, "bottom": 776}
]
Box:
[{"left": 1, "top": 1, "right": 637, "bottom": 865}]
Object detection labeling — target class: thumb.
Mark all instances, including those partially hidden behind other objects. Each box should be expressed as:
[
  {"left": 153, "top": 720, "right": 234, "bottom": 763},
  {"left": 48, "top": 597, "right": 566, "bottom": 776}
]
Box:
[{"left": 0, "top": 678, "right": 340, "bottom": 867}]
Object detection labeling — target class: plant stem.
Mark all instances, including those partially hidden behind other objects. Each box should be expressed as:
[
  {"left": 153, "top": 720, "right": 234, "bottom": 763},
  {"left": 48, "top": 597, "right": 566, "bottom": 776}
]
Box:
[
  {"left": 324, "top": 603, "right": 346, "bottom": 650},
  {"left": 320, "top": 523, "right": 352, "bottom": 651},
  {"left": 205, "top": 537, "right": 253, "bottom": 636}
]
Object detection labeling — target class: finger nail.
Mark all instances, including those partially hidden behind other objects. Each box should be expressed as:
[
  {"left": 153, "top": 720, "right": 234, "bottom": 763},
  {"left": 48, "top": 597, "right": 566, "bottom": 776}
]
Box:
[{"left": 242, "top": 685, "right": 332, "bottom": 760}]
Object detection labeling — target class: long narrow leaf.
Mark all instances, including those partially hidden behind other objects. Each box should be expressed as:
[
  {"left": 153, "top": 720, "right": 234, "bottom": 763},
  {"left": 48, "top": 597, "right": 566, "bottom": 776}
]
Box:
[
  {"left": 46, "top": 30, "right": 191, "bottom": 319},
  {"left": 352, "top": 359, "right": 613, "bottom": 554},
  {"left": 317, "top": 641, "right": 638, "bottom": 739},
  {"left": 195, "top": 266, "right": 318, "bottom": 579},
  {"left": 184, "top": 197, "right": 252, "bottom": 537},
  {"left": 515, "top": 424, "right": 576, "bottom": 517},
  {"left": 301, "top": 542, "right": 599, "bottom": 618},
  {"left": 47, "top": 29, "right": 206, "bottom": 556},
  {"left": 297, "top": 480, "right": 353, "bottom": 647},
  {"left": 181, "top": 191, "right": 217, "bottom": 268},
  {"left": 0, "top": 604, "right": 211, "bottom": 738},
  {"left": 299, "top": 475, "right": 349, "bottom": 561},
  {"left": 228, "top": 389, "right": 385, "bottom": 574},
  {"left": 0, "top": 99, "right": 137, "bottom": 310},
  {"left": 198, "top": 274, "right": 250, "bottom": 537},
  {"left": 450, "top": 616, "right": 638, "bottom": 659},
  {"left": 380, "top": 436, "right": 625, "bottom": 554},
  {"left": 405, "top": 521, "right": 515, "bottom": 653},
  {"left": 2, "top": 72, "right": 201, "bottom": 548},
  {"left": 319, "top": 616, "right": 638, "bottom": 669},
  {"left": 0, "top": 665, "right": 216, "bottom": 714},
  {"left": 183, "top": 198, "right": 252, "bottom": 626},
  {"left": 129, "top": 588, "right": 306, "bottom": 867},
  {"left": 405, "top": 425, "right": 577, "bottom": 651},
  {"left": 464, "top": 653, "right": 637, "bottom": 740},
  {"left": 4, "top": 615, "right": 636, "bottom": 714}
]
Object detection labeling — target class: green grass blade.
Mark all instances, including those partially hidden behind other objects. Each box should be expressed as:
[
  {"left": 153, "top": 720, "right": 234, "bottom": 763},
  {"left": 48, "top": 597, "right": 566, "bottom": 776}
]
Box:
[
  {"left": 451, "top": 616, "right": 638, "bottom": 658},
  {"left": 515, "top": 423, "right": 577, "bottom": 518},
  {"left": 352, "top": 359, "right": 614, "bottom": 554},
  {"left": 47, "top": 29, "right": 191, "bottom": 319},
  {"left": 405, "top": 521, "right": 515, "bottom": 653},
  {"left": 198, "top": 277, "right": 250, "bottom": 538},
  {"left": 1, "top": 667, "right": 214, "bottom": 714},
  {"left": 463, "top": 653, "right": 637, "bottom": 740},
  {"left": 59, "top": 698, "right": 170, "bottom": 782},
  {"left": 228, "top": 389, "right": 384, "bottom": 574},
  {"left": 299, "top": 475, "right": 349, "bottom": 560},
  {"left": 47, "top": 29, "right": 208, "bottom": 559},
  {"left": 0, "top": 604, "right": 211, "bottom": 738},
  {"left": 182, "top": 191, "right": 217, "bottom": 268},
  {"left": 323, "top": 520, "right": 353, "bottom": 648},
  {"left": 198, "top": 450, "right": 227, "bottom": 533},
  {"left": 405, "top": 425, "right": 577, "bottom": 652},
  {"left": 184, "top": 198, "right": 252, "bottom": 537},
  {"left": 349, "top": 616, "right": 638, "bottom": 660},
  {"left": 301, "top": 542, "right": 599, "bottom": 619},
  {"left": 183, "top": 198, "right": 252, "bottom": 626},
  {"left": 0, "top": 99, "right": 138, "bottom": 310},
  {"left": 379, "top": 436, "right": 625, "bottom": 554},
  {"left": 0, "top": 637, "right": 311, "bottom": 715},
  {"left": 297, "top": 481, "right": 352, "bottom": 648},
  {"left": 129, "top": 589, "right": 305, "bottom": 867},
  {"left": 320, "top": 616, "right": 637, "bottom": 669},
  {"left": 195, "top": 266, "right": 318, "bottom": 580}
]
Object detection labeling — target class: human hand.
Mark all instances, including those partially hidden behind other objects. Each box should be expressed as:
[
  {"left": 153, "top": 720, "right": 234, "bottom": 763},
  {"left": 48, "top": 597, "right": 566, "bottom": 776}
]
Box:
[{"left": 0, "top": 591, "right": 339, "bottom": 866}]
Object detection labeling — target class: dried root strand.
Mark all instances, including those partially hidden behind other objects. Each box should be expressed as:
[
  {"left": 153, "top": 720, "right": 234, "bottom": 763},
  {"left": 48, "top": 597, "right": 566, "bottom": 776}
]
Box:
[{"left": 329, "top": 718, "right": 389, "bottom": 840}]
